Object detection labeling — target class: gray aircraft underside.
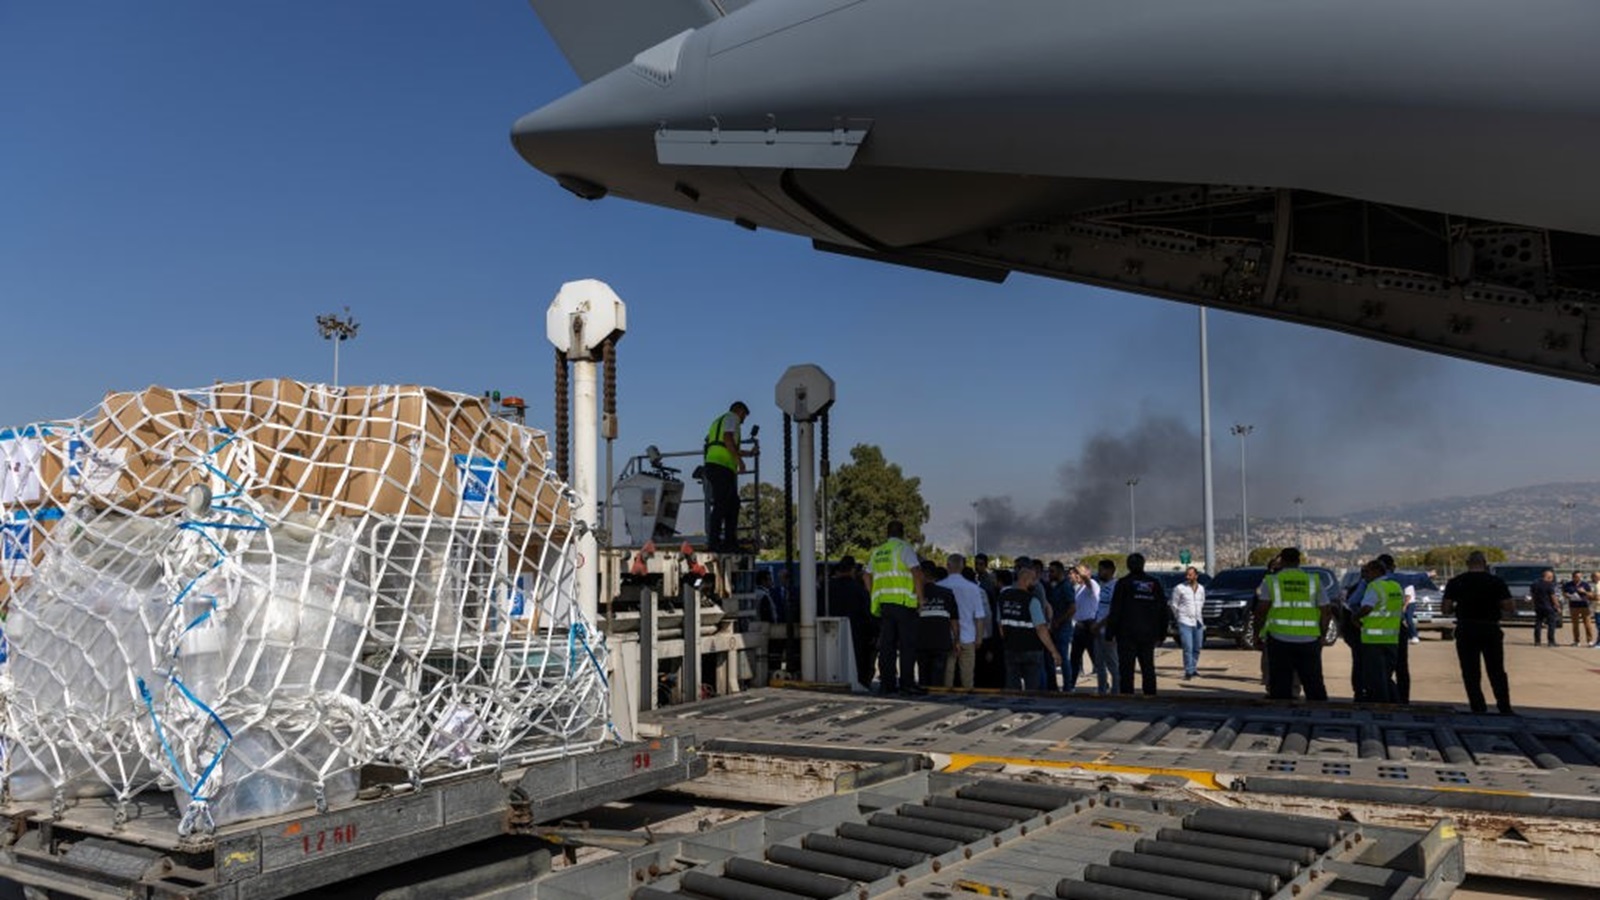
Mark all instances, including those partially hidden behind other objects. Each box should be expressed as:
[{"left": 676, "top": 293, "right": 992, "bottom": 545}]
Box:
[{"left": 515, "top": 0, "right": 1600, "bottom": 385}]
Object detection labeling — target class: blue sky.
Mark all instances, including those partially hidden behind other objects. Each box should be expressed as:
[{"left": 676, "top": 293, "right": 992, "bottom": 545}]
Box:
[{"left": 4, "top": 1, "right": 1597, "bottom": 551}]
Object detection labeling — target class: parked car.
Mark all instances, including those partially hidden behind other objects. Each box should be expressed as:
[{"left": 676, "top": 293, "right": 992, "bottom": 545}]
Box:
[
  {"left": 1393, "top": 569, "right": 1452, "bottom": 639},
  {"left": 1490, "top": 562, "right": 1555, "bottom": 623},
  {"left": 1152, "top": 569, "right": 1212, "bottom": 595},
  {"left": 1203, "top": 566, "right": 1343, "bottom": 648}
]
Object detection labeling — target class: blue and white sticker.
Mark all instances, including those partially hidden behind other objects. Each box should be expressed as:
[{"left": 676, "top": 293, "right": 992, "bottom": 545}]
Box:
[
  {"left": 510, "top": 575, "right": 527, "bottom": 617},
  {"left": 0, "top": 435, "right": 43, "bottom": 504},
  {"left": 453, "top": 454, "right": 505, "bottom": 516},
  {"left": 2, "top": 517, "right": 32, "bottom": 579},
  {"left": 65, "top": 436, "right": 126, "bottom": 497}
]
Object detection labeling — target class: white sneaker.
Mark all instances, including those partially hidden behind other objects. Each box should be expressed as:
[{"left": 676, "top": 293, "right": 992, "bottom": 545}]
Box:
[{"left": 1409, "top": 637, "right": 1421, "bottom": 644}]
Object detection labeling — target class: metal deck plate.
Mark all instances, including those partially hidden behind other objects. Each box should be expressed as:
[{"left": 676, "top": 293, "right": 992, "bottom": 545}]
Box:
[
  {"left": 641, "top": 688, "right": 1600, "bottom": 887},
  {"left": 532, "top": 771, "right": 1464, "bottom": 899},
  {"left": 641, "top": 688, "right": 1600, "bottom": 803}
]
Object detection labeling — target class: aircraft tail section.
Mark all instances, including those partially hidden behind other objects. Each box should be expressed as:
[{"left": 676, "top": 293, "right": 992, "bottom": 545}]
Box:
[{"left": 529, "top": 0, "right": 751, "bottom": 82}]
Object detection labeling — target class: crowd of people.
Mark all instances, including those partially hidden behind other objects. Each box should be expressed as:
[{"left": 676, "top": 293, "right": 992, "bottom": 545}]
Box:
[
  {"left": 814, "top": 522, "right": 1194, "bottom": 696},
  {"left": 806, "top": 528, "right": 1524, "bottom": 715}
]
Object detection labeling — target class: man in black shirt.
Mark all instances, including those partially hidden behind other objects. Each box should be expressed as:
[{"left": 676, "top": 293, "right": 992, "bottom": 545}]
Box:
[
  {"left": 1101, "top": 553, "right": 1168, "bottom": 696},
  {"left": 1442, "top": 551, "right": 1515, "bottom": 715},
  {"left": 1530, "top": 569, "right": 1560, "bottom": 646},
  {"left": 825, "top": 557, "right": 874, "bottom": 689},
  {"left": 916, "top": 562, "right": 958, "bottom": 688}
]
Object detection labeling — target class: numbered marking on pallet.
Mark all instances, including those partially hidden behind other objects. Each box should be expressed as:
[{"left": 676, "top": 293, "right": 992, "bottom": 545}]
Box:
[{"left": 300, "top": 823, "right": 358, "bottom": 855}]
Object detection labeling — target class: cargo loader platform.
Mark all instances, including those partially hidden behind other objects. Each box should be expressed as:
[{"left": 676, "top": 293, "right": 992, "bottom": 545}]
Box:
[
  {"left": 532, "top": 769, "right": 1464, "bottom": 899},
  {"left": 638, "top": 687, "right": 1600, "bottom": 887}
]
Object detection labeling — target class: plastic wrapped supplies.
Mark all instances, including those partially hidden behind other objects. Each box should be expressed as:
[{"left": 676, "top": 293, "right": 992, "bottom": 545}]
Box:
[{"left": 0, "top": 381, "right": 607, "bottom": 834}]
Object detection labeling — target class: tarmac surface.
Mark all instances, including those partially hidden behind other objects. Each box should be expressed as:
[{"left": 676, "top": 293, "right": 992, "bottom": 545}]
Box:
[
  {"left": 1139, "top": 626, "right": 1600, "bottom": 898},
  {"left": 1149, "top": 624, "right": 1599, "bottom": 719}
]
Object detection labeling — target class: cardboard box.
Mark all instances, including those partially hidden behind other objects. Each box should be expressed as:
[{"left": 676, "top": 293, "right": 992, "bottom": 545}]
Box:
[
  {"left": 337, "top": 386, "right": 567, "bottom": 527},
  {"left": 207, "top": 379, "right": 346, "bottom": 513},
  {"left": 15, "top": 381, "right": 569, "bottom": 528},
  {"left": 87, "top": 387, "right": 212, "bottom": 512}
]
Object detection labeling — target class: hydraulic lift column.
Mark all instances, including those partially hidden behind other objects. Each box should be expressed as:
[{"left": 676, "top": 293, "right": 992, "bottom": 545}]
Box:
[
  {"left": 547, "top": 280, "right": 627, "bottom": 623},
  {"left": 775, "top": 365, "right": 835, "bottom": 682}
]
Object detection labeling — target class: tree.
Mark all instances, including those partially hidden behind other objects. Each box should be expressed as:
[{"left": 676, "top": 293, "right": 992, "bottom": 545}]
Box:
[
  {"left": 827, "top": 444, "right": 929, "bottom": 557},
  {"left": 1078, "top": 552, "right": 1122, "bottom": 570},
  {"left": 740, "top": 481, "right": 796, "bottom": 561},
  {"left": 1247, "top": 546, "right": 1280, "bottom": 566},
  {"left": 1422, "top": 545, "right": 1507, "bottom": 574}
]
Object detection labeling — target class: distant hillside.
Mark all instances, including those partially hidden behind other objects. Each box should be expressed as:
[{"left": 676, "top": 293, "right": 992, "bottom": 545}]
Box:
[{"left": 1068, "top": 481, "right": 1600, "bottom": 570}]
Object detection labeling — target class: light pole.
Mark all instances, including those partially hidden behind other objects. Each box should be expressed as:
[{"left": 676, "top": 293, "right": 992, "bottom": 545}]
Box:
[
  {"left": 1293, "top": 496, "right": 1305, "bottom": 550},
  {"left": 1126, "top": 477, "right": 1140, "bottom": 554},
  {"left": 1231, "top": 424, "right": 1254, "bottom": 564},
  {"left": 1200, "top": 308, "right": 1216, "bottom": 573},
  {"left": 1563, "top": 501, "right": 1577, "bottom": 567},
  {"left": 971, "top": 501, "right": 980, "bottom": 556},
  {"left": 316, "top": 307, "right": 360, "bottom": 387}
]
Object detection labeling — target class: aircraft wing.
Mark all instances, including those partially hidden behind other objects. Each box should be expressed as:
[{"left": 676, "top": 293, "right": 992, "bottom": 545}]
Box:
[
  {"left": 514, "top": 0, "right": 1600, "bottom": 386},
  {"left": 528, "top": 0, "right": 756, "bottom": 83}
]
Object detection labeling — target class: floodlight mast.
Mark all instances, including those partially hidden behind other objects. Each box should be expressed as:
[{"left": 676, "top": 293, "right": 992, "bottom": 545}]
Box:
[
  {"left": 316, "top": 308, "right": 360, "bottom": 387},
  {"left": 775, "top": 364, "right": 836, "bottom": 683}
]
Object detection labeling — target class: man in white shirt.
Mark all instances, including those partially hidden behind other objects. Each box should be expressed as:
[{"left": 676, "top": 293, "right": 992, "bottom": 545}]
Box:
[
  {"left": 1066, "top": 565, "right": 1100, "bottom": 691},
  {"left": 1169, "top": 566, "right": 1206, "bottom": 680},
  {"left": 939, "top": 553, "right": 988, "bottom": 688}
]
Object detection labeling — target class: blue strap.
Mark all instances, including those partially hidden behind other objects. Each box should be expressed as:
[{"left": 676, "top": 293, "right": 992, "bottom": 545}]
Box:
[
  {"left": 171, "top": 558, "right": 224, "bottom": 608},
  {"left": 211, "top": 505, "right": 268, "bottom": 529},
  {"left": 170, "top": 675, "right": 233, "bottom": 799},
  {"left": 181, "top": 520, "right": 264, "bottom": 533},
  {"left": 202, "top": 462, "right": 245, "bottom": 492},
  {"left": 569, "top": 622, "right": 609, "bottom": 690},
  {"left": 137, "top": 676, "right": 194, "bottom": 796}
]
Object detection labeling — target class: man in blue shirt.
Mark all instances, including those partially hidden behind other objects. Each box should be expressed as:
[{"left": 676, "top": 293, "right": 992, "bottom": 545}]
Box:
[{"left": 1562, "top": 570, "right": 1593, "bottom": 647}]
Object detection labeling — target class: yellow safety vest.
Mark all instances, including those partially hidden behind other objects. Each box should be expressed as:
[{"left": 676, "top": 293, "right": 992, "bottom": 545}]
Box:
[
  {"left": 1264, "top": 569, "right": 1320, "bottom": 639},
  {"left": 869, "top": 539, "right": 917, "bottom": 615},
  {"left": 704, "top": 413, "right": 740, "bottom": 471},
  {"left": 1363, "top": 579, "right": 1403, "bottom": 645}
]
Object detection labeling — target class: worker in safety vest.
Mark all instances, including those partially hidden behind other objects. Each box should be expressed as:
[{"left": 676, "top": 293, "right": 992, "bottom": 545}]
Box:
[
  {"left": 1252, "top": 547, "right": 1331, "bottom": 701},
  {"left": 1375, "top": 554, "right": 1413, "bottom": 703},
  {"left": 1354, "top": 559, "right": 1402, "bottom": 702},
  {"left": 702, "top": 401, "right": 751, "bottom": 553},
  {"left": 866, "top": 520, "right": 924, "bottom": 695}
]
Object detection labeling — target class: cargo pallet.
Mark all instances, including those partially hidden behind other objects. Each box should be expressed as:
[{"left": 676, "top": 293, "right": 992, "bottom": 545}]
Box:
[{"left": 0, "top": 736, "right": 700, "bottom": 900}]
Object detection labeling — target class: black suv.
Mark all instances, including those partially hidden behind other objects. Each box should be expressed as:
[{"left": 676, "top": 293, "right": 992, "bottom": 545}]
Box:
[
  {"left": 1490, "top": 562, "right": 1555, "bottom": 623},
  {"left": 1203, "top": 566, "right": 1344, "bottom": 648}
]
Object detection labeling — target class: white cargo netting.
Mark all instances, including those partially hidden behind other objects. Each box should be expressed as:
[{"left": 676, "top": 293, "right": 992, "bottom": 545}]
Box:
[{"left": 0, "top": 380, "right": 610, "bottom": 835}]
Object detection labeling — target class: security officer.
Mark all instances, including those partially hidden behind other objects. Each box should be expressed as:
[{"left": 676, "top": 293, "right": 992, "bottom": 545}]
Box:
[
  {"left": 1253, "top": 547, "right": 1331, "bottom": 701},
  {"left": 998, "top": 564, "right": 1062, "bottom": 691},
  {"left": 702, "top": 401, "right": 751, "bottom": 553},
  {"left": 866, "top": 521, "right": 923, "bottom": 695},
  {"left": 1354, "top": 559, "right": 1402, "bottom": 702},
  {"left": 1101, "top": 553, "right": 1168, "bottom": 696},
  {"left": 915, "top": 561, "right": 958, "bottom": 688}
]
